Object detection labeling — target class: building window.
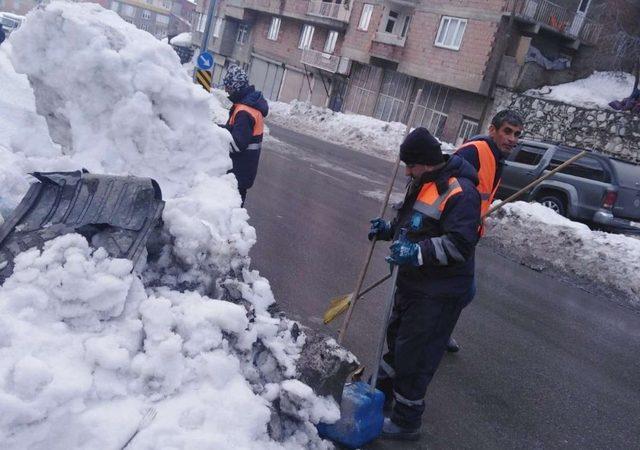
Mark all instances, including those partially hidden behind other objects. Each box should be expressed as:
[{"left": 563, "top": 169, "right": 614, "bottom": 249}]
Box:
[
  {"left": 435, "top": 16, "right": 467, "bottom": 50},
  {"left": 267, "top": 17, "right": 281, "bottom": 41},
  {"left": 121, "top": 4, "right": 136, "bottom": 17},
  {"left": 236, "top": 24, "right": 249, "bottom": 45},
  {"left": 400, "top": 15, "right": 410, "bottom": 38},
  {"left": 141, "top": 9, "right": 151, "bottom": 20},
  {"left": 324, "top": 30, "right": 338, "bottom": 53},
  {"left": 457, "top": 118, "right": 479, "bottom": 145},
  {"left": 110, "top": 1, "right": 119, "bottom": 11},
  {"left": 213, "top": 17, "right": 223, "bottom": 38},
  {"left": 196, "top": 13, "right": 205, "bottom": 32},
  {"left": 139, "top": 22, "right": 150, "bottom": 31},
  {"left": 358, "top": 3, "right": 373, "bottom": 31},
  {"left": 156, "top": 14, "right": 169, "bottom": 24},
  {"left": 145, "top": 0, "right": 152, "bottom": 4},
  {"left": 384, "top": 10, "right": 399, "bottom": 33},
  {"left": 298, "top": 24, "right": 315, "bottom": 49},
  {"left": 161, "top": 0, "right": 171, "bottom": 9}
]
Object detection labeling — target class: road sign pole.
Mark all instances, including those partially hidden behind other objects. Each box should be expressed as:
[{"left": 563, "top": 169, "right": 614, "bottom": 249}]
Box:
[{"left": 194, "top": 0, "right": 217, "bottom": 82}]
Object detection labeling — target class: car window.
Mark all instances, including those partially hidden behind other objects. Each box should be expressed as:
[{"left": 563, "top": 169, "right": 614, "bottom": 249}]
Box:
[
  {"left": 512, "top": 144, "right": 546, "bottom": 165},
  {"left": 548, "top": 149, "right": 611, "bottom": 183}
]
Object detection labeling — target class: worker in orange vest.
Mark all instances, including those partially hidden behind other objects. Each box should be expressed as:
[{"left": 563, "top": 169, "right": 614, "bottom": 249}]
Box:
[
  {"left": 221, "top": 65, "right": 269, "bottom": 207},
  {"left": 368, "top": 128, "right": 481, "bottom": 440},
  {"left": 446, "top": 109, "right": 524, "bottom": 352}
]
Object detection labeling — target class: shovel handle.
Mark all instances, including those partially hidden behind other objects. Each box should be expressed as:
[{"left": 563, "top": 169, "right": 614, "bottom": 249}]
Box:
[
  {"left": 370, "top": 265, "right": 399, "bottom": 391},
  {"left": 337, "top": 89, "right": 423, "bottom": 345}
]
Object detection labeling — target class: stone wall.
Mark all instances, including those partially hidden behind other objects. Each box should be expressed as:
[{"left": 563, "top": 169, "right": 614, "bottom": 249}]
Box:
[{"left": 493, "top": 87, "right": 640, "bottom": 163}]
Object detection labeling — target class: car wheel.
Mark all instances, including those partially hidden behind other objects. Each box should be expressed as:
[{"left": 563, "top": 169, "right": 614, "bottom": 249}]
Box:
[{"left": 537, "top": 195, "right": 567, "bottom": 216}]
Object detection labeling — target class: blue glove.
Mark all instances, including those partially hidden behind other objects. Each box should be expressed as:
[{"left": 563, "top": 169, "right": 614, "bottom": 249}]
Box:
[
  {"left": 386, "top": 239, "right": 422, "bottom": 266},
  {"left": 368, "top": 218, "right": 391, "bottom": 241}
]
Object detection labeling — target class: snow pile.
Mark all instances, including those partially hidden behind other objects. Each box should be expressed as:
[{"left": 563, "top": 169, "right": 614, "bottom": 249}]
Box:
[
  {"left": 486, "top": 201, "right": 640, "bottom": 307},
  {"left": 525, "top": 71, "right": 635, "bottom": 109},
  {"left": 268, "top": 100, "right": 454, "bottom": 161},
  {"left": 170, "top": 31, "right": 192, "bottom": 47},
  {"left": 0, "top": 3, "right": 343, "bottom": 448},
  {"left": 0, "top": 234, "right": 337, "bottom": 448}
]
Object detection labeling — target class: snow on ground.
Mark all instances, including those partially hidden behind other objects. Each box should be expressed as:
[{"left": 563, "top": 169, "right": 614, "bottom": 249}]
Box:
[
  {"left": 267, "top": 99, "right": 455, "bottom": 162},
  {"left": 525, "top": 71, "right": 635, "bottom": 110},
  {"left": 486, "top": 202, "right": 640, "bottom": 307},
  {"left": 0, "top": 3, "right": 342, "bottom": 449}
]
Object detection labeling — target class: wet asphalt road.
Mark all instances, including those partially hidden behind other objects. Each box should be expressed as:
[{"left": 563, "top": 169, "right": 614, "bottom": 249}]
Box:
[{"left": 247, "top": 123, "right": 640, "bottom": 449}]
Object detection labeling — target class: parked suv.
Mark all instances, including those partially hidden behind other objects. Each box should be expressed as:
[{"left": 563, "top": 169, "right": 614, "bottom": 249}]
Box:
[{"left": 497, "top": 139, "right": 640, "bottom": 233}]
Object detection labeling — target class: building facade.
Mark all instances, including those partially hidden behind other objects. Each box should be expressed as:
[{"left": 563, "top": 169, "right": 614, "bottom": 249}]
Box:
[{"left": 192, "top": 0, "right": 619, "bottom": 144}]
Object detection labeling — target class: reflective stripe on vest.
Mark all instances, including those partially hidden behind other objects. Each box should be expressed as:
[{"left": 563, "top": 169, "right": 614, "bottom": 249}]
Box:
[
  {"left": 413, "top": 178, "right": 463, "bottom": 220},
  {"left": 463, "top": 140, "right": 499, "bottom": 217},
  {"left": 229, "top": 104, "right": 264, "bottom": 137}
]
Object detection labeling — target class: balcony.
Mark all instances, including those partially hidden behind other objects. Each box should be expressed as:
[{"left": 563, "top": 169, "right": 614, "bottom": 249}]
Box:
[
  {"left": 373, "top": 31, "right": 407, "bottom": 47},
  {"left": 301, "top": 48, "right": 351, "bottom": 74},
  {"left": 307, "top": 1, "right": 351, "bottom": 23},
  {"left": 226, "top": 0, "right": 282, "bottom": 15},
  {"left": 504, "top": 0, "right": 602, "bottom": 45}
]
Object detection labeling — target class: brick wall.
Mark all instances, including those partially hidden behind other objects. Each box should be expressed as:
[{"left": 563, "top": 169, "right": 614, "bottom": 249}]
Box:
[
  {"left": 399, "top": 9, "right": 500, "bottom": 93},
  {"left": 441, "top": 90, "right": 485, "bottom": 143},
  {"left": 341, "top": 0, "right": 383, "bottom": 63}
]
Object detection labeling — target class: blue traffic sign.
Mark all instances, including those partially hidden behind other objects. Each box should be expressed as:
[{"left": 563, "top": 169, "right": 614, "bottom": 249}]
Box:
[{"left": 197, "top": 51, "right": 214, "bottom": 71}]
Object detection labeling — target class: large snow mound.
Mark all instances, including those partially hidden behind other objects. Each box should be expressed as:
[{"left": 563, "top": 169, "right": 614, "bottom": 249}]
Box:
[
  {"left": 0, "top": 2, "right": 343, "bottom": 448},
  {"left": 525, "top": 71, "right": 635, "bottom": 110},
  {"left": 268, "top": 100, "right": 454, "bottom": 161},
  {"left": 486, "top": 202, "right": 640, "bottom": 306}
]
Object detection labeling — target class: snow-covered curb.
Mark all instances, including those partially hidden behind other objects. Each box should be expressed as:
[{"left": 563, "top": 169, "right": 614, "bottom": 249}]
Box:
[
  {"left": 267, "top": 99, "right": 455, "bottom": 161},
  {"left": 486, "top": 202, "right": 640, "bottom": 308}
]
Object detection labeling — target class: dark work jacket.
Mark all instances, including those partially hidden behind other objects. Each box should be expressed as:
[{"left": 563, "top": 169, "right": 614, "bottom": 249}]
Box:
[
  {"left": 224, "top": 85, "right": 269, "bottom": 190},
  {"left": 456, "top": 135, "right": 504, "bottom": 191},
  {"left": 386, "top": 155, "right": 481, "bottom": 298}
]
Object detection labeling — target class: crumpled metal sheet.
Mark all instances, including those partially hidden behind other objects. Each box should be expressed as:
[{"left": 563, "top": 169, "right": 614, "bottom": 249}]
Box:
[{"left": 0, "top": 170, "right": 164, "bottom": 283}]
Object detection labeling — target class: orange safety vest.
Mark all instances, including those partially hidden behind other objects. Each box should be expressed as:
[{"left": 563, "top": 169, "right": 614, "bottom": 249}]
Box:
[
  {"left": 229, "top": 104, "right": 264, "bottom": 137},
  {"left": 413, "top": 177, "right": 463, "bottom": 220},
  {"left": 462, "top": 140, "right": 499, "bottom": 218}
]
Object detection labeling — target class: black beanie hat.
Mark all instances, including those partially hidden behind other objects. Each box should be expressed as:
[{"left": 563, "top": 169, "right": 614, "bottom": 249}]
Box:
[{"left": 400, "top": 127, "right": 444, "bottom": 166}]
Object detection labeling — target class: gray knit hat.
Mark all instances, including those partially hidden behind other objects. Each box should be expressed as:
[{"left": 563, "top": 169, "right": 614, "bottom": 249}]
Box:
[{"left": 223, "top": 65, "right": 249, "bottom": 94}]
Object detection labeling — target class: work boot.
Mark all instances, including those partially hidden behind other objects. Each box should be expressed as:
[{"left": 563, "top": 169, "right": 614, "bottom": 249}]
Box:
[
  {"left": 381, "top": 417, "right": 420, "bottom": 441},
  {"left": 446, "top": 336, "right": 460, "bottom": 353}
]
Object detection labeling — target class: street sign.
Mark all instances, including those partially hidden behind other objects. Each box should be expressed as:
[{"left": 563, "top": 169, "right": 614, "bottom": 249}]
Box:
[
  {"left": 195, "top": 69, "right": 212, "bottom": 92},
  {"left": 196, "top": 51, "right": 214, "bottom": 71}
]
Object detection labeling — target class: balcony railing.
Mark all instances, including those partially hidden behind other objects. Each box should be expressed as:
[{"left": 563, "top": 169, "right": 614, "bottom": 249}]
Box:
[
  {"left": 373, "top": 31, "right": 407, "bottom": 47},
  {"left": 301, "top": 48, "right": 340, "bottom": 73},
  {"left": 307, "top": 1, "right": 351, "bottom": 23},
  {"left": 505, "top": 0, "right": 602, "bottom": 45}
]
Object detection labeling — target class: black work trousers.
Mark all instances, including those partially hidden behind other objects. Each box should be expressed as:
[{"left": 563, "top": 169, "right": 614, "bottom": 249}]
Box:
[{"left": 375, "top": 286, "right": 470, "bottom": 429}]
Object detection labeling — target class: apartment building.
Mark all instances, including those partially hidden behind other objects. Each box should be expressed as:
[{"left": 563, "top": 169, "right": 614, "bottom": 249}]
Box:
[
  {"left": 192, "top": 0, "right": 613, "bottom": 144},
  {"left": 108, "top": 0, "right": 174, "bottom": 38}
]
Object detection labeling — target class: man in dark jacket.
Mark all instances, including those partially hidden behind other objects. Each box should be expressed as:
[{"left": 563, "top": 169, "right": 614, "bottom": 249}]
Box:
[
  {"left": 221, "top": 65, "right": 269, "bottom": 207},
  {"left": 368, "top": 128, "right": 481, "bottom": 440},
  {"left": 445, "top": 109, "right": 524, "bottom": 352}
]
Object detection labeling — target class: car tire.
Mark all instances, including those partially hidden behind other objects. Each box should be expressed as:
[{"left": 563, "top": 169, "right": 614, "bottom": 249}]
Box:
[{"left": 537, "top": 194, "right": 567, "bottom": 216}]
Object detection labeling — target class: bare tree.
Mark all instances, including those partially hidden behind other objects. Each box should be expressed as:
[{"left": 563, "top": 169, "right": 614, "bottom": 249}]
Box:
[{"left": 590, "top": 0, "right": 640, "bottom": 96}]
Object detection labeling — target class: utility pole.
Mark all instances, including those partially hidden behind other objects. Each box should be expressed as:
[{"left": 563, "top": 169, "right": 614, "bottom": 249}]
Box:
[{"left": 199, "top": 0, "right": 217, "bottom": 53}]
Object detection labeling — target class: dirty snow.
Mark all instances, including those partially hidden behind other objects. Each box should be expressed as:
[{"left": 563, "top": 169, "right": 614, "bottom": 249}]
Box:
[
  {"left": 486, "top": 202, "right": 640, "bottom": 307},
  {"left": 0, "top": 2, "right": 343, "bottom": 449},
  {"left": 525, "top": 71, "right": 635, "bottom": 110}
]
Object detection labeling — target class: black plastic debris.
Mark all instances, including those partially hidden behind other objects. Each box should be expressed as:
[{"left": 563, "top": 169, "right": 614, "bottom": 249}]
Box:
[{"left": 0, "top": 170, "right": 164, "bottom": 283}]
